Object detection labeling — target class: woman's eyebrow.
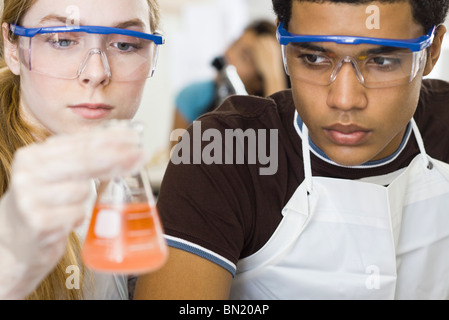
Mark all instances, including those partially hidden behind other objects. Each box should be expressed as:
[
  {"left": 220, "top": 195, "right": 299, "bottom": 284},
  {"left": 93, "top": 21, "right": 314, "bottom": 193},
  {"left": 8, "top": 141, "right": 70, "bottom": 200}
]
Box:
[
  {"left": 39, "top": 15, "right": 146, "bottom": 30},
  {"left": 113, "top": 19, "right": 146, "bottom": 30},
  {"left": 39, "top": 14, "right": 67, "bottom": 25}
]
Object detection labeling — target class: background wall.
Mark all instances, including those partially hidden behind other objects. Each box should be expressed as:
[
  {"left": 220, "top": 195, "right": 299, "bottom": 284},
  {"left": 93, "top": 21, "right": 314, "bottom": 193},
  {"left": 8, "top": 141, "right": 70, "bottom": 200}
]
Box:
[
  {"left": 136, "top": 0, "right": 275, "bottom": 160},
  {"left": 137, "top": 0, "right": 449, "bottom": 162}
]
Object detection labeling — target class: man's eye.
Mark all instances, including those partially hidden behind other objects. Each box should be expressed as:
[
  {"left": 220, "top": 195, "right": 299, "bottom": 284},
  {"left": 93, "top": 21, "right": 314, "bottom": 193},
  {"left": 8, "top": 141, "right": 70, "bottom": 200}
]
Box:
[
  {"left": 369, "top": 56, "right": 401, "bottom": 68},
  {"left": 301, "top": 54, "right": 330, "bottom": 65}
]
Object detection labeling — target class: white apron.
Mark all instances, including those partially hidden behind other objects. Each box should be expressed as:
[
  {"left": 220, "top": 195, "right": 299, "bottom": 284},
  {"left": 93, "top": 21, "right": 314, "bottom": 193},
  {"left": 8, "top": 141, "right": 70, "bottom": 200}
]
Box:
[{"left": 229, "top": 119, "right": 449, "bottom": 300}]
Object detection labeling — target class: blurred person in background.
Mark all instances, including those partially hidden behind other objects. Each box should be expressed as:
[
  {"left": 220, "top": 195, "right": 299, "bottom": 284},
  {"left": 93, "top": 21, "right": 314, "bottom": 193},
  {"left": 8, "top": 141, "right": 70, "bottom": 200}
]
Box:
[{"left": 172, "top": 19, "right": 290, "bottom": 131}]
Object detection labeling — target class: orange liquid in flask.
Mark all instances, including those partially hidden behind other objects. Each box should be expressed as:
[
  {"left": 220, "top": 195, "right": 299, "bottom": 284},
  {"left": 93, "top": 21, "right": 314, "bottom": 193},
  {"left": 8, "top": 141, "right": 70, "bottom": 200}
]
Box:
[{"left": 82, "top": 202, "right": 168, "bottom": 274}]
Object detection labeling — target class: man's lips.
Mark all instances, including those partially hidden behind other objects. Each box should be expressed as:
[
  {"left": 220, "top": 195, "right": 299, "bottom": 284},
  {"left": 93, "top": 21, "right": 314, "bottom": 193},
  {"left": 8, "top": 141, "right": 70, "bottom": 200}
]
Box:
[
  {"left": 69, "top": 104, "right": 113, "bottom": 119},
  {"left": 323, "top": 124, "right": 372, "bottom": 146}
]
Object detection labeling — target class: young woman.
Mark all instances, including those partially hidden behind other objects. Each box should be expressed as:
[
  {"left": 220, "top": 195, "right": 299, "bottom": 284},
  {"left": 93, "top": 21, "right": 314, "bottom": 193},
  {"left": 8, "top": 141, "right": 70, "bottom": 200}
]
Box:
[{"left": 0, "top": 0, "right": 163, "bottom": 300}]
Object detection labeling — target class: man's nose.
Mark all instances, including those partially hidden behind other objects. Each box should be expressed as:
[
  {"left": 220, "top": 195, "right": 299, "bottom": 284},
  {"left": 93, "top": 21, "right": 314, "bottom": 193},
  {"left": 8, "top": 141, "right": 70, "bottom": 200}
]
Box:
[
  {"left": 326, "top": 61, "right": 368, "bottom": 111},
  {"left": 78, "top": 49, "right": 111, "bottom": 87}
]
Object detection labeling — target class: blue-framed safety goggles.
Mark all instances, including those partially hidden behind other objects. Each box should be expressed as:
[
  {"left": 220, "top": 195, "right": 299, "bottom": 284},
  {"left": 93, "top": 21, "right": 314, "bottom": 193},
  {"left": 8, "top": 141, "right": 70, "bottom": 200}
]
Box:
[
  {"left": 276, "top": 22, "right": 436, "bottom": 88},
  {"left": 10, "top": 24, "right": 165, "bottom": 81},
  {"left": 276, "top": 22, "right": 435, "bottom": 52},
  {"left": 11, "top": 24, "right": 165, "bottom": 45}
]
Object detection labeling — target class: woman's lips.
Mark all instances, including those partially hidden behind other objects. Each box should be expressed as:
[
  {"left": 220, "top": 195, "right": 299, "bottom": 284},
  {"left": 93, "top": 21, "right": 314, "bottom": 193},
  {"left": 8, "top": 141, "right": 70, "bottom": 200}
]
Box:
[
  {"left": 323, "top": 124, "right": 372, "bottom": 146},
  {"left": 69, "top": 104, "right": 113, "bottom": 119}
]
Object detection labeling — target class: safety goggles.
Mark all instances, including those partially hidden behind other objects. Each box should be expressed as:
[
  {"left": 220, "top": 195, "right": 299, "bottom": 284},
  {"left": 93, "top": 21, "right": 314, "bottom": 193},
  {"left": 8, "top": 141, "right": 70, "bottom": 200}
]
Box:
[
  {"left": 11, "top": 24, "right": 165, "bottom": 82},
  {"left": 276, "top": 23, "right": 436, "bottom": 88}
]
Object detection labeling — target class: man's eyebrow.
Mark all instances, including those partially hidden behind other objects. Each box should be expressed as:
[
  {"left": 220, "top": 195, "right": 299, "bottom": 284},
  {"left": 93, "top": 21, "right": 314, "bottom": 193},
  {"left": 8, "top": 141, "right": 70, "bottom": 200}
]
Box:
[
  {"left": 39, "top": 15, "right": 146, "bottom": 30},
  {"left": 362, "top": 46, "right": 408, "bottom": 55},
  {"left": 291, "top": 42, "right": 332, "bottom": 53},
  {"left": 291, "top": 42, "right": 408, "bottom": 56}
]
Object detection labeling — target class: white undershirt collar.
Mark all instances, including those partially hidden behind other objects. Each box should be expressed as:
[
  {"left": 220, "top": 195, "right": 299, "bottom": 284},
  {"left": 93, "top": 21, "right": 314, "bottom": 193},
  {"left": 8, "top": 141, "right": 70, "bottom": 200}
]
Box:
[{"left": 293, "top": 110, "right": 412, "bottom": 169}]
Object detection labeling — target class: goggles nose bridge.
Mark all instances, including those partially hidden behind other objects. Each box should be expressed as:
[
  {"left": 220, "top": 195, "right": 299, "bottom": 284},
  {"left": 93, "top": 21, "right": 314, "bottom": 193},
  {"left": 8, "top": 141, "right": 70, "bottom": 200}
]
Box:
[
  {"left": 77, "top": 48, "right": 112, "bottom": 79},
  {"left": 330, "top": 56, "right": 365, "bottom": 85}
]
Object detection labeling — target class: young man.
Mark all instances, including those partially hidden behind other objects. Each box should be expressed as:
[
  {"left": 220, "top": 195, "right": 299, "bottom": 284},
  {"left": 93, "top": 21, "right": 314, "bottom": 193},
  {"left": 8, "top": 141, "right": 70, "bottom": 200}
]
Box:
[{"left": 135, "top": 0, "right": 449, "bottom": 299}]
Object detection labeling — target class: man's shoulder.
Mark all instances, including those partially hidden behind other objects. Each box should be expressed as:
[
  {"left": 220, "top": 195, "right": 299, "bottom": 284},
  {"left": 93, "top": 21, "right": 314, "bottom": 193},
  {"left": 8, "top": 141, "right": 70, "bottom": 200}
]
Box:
[
  {"left": 418, "top": 78, "right": 449, "bottom": 116},
  {"left": 417, "top": 79, "right": 449, "bottom": 162},
  {"left": 420, "top": 78, "right": 449, "bottom": 105},
  {"left": 198, "top": 90, "right": 295, "bottom": 126}
]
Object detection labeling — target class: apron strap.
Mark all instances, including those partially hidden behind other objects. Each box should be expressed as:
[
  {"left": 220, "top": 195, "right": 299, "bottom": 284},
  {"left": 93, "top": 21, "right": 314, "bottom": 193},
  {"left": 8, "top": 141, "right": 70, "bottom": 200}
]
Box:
[
  {"left": 301, "top": 124, "right": 313, "bottom": 193},
  {"left": 410, "top": 118, "right": 433, "bottom": 170}
]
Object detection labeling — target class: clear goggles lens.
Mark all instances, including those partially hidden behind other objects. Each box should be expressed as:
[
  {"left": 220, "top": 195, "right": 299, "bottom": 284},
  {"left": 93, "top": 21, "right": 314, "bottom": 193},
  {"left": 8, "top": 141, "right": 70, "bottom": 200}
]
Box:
[
  {"left": 281, "top": 42, "right": 427, "bottom": 88},
  {"left": 18, "top": 31, "right": 161, "bottom": 81}
]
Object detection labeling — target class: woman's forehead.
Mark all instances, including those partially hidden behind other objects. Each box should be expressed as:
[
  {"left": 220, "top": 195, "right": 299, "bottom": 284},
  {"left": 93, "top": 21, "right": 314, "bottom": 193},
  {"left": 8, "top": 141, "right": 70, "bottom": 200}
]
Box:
[{"left": 22, "top": 0, "right": 151, "bottom": 30}]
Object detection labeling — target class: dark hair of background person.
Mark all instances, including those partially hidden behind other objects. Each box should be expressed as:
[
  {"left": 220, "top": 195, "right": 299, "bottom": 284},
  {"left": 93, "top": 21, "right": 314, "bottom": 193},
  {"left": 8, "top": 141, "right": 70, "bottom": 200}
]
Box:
[{"left": 239, "top": 19, "right": 291, "bottom": 96}]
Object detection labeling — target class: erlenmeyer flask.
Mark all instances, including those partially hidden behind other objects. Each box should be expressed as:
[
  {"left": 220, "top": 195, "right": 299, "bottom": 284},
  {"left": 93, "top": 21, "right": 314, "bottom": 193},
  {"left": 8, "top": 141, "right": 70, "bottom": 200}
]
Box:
[{"left": 82, "top": 122, "right": 168, "bottom": 274}]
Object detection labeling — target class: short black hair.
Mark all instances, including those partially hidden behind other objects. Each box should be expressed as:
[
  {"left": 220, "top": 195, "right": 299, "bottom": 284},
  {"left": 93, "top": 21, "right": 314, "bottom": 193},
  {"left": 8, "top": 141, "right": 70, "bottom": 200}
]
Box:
[{"left": 272, "top": 0, "right": 449, "bottom": 32}]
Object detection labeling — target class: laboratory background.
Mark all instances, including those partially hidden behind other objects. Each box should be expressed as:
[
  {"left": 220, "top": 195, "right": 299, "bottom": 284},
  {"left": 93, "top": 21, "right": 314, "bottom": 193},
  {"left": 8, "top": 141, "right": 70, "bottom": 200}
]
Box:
[{"left": 138, "top": 0, "right": 449, "bottom": 186}]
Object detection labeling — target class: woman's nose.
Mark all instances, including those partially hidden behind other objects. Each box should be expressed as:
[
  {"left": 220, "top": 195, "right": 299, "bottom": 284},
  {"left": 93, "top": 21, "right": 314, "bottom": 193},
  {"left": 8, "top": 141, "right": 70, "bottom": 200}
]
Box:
[{"left": 78, "top": 49, "right": 111, "bottom": 87}]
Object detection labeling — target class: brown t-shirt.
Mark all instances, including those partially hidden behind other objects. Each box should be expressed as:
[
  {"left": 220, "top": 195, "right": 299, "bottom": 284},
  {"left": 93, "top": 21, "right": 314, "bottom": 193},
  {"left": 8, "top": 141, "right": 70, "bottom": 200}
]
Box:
[{"left": 157, "top": 79, "right": 449, "bottom": 276}]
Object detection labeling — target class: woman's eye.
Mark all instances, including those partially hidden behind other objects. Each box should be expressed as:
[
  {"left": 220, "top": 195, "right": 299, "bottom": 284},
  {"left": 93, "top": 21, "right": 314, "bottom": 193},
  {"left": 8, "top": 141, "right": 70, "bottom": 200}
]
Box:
[
  {"left": 55, "top": 39, "right": 74, "bottom": 47},
  {"left": 46, "top": 33, "right": 78, "bottom": 48},
  {"left": 112, "top": 42, "right": 141, "bottom": 52},
  {"left": 116, "top": 42, "right": 132, "bottom": 51}
]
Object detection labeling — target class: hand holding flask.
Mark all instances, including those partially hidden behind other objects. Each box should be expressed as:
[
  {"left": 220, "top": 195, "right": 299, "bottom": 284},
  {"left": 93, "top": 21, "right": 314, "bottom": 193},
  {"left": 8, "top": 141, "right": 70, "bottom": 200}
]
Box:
[{"left": 82, "top": 121, "right": 168, "bottom": 274}]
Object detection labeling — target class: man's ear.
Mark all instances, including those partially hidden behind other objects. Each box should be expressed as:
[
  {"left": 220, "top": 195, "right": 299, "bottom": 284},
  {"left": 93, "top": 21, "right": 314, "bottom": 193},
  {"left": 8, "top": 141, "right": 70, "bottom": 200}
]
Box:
[
  {"left": 2, "top": 22, "right": 21, "bottom": 75},
  {"left": 423, "top": 24, "right": 447, "bottom": 76}
]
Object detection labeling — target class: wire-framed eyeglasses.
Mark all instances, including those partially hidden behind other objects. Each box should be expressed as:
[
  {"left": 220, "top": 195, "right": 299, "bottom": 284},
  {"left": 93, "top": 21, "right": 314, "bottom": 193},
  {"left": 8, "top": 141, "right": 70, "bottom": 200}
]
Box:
[{"left": 11, "top": 24, "right": 165, "bottom": 82}]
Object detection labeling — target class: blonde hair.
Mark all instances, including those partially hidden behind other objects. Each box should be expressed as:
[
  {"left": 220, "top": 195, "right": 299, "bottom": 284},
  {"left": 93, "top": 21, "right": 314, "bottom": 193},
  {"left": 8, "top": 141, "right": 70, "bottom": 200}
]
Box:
[{"left": 0, "top": 0, "right": 160, "bottom": 300}]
